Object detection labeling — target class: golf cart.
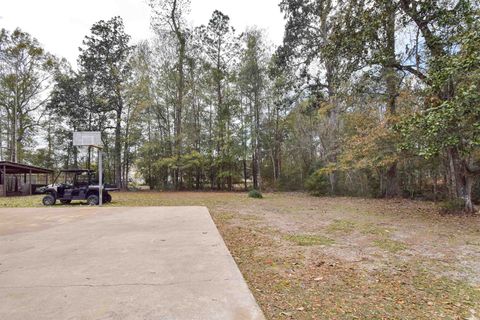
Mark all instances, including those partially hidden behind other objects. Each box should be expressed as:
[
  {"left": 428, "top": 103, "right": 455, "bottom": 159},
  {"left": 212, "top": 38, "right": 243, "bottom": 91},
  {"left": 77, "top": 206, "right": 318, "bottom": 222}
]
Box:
[{"left": 42, "top": 169, "right": 117, "bottom": 206}]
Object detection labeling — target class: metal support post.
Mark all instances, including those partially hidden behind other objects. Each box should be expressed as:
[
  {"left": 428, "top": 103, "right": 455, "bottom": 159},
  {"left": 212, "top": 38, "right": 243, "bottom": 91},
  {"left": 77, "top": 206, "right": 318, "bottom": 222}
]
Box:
[
  {"left": 2, "top": 165, "right": 6, "bottom": 197},
  {"left": 98, "top": 148, "right": 103, "bottom": 206}
]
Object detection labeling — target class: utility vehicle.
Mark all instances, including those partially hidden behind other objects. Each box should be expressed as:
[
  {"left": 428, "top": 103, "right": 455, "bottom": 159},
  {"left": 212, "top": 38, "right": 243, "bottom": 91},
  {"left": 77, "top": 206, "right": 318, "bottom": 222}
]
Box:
[{"left": 42, "top": 169, "right": 117, "bottom": 206}]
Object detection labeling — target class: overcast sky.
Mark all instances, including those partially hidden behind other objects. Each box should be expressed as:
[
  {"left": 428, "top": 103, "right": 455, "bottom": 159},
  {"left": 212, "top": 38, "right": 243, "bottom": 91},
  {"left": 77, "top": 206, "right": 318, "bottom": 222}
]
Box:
[{"left": 1, "top": 0, "right": 286, "bottom": 67}]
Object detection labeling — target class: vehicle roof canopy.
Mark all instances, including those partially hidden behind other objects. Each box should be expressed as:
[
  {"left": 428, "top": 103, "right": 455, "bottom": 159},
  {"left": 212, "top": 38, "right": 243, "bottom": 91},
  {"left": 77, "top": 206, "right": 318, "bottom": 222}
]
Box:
[{"left": 60, "top": 169, "right": 95, "bottom": 173}]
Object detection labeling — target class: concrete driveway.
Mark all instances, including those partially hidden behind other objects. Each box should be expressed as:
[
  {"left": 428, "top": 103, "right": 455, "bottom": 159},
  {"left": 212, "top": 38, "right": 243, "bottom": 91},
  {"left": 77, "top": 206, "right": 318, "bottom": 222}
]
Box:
[{"left": 0, "top": 207, "right": 265, "bottom": 320}]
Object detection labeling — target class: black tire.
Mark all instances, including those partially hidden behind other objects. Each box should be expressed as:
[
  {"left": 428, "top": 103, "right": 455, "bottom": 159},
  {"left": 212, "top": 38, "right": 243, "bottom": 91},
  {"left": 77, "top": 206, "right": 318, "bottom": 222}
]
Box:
[
  {"left": 87, "top": 194, "right": 99, "bottom": 206},
  {"left": 60, "top": 200, "right": 72, "bottom": 205},
  {"left": 103, "top": 193, "right": 112, "bottom": 203},
  {"left": 42, "top": 194, "right": 56, "bottom": 206}
]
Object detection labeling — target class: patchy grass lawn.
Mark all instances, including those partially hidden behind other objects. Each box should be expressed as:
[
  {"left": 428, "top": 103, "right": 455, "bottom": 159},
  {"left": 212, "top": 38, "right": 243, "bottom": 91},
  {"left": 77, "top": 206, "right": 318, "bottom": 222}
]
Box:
[
  {"left": 285, "top": 234, "right": 335, "bottom": 246},
  {"left": 1, "top": 192, "right": 480, "bottom": 319}
]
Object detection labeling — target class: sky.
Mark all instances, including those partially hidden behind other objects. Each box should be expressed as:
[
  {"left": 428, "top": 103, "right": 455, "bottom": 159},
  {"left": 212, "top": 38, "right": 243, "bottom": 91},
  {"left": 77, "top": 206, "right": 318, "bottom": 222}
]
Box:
[{"left": 0, "top": 0, "right": 286, "bottom": 68}]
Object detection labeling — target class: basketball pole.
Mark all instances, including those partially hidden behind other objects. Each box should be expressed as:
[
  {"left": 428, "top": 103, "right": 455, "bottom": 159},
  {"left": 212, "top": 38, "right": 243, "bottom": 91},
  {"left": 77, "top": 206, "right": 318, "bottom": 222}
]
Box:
[
  {"left": 98, "top": 147, "right": 103, "bottom": 206},
  {"left": 73, "top": 132, "right": 103, "bottom": 206}
]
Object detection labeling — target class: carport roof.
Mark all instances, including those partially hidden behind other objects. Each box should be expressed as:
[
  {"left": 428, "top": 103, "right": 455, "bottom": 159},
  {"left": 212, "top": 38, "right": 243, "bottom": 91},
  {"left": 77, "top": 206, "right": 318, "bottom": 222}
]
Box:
[{"left": 0, "top": 161, "right": 54, "bottom": 174}]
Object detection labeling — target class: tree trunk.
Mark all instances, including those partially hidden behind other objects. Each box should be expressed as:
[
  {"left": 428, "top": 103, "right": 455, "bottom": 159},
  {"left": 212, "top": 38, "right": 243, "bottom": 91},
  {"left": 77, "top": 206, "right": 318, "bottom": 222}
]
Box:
[
  {"left": 464, "top": 175, "right": 474, "bottom": 212},
  {"left": 11, "top": 71, "right": 19, "bottom": 163},
  {"left": 196, "top": 168, "right": 201, "bottom": 190},
  {"left": 253, "top": 89, "right": 262, "bottom": 190},
  {"left": 384, "top": 2, "right": 400, "bottom": 198},
  {"left": 73, "top": 145, "right": 79, "bottom": 168},
  {"left": 448, "top": 148, "right": 476, "bottom": 212},
  {"left": 243, "top": 159, "right": 248, "bottom": 190},
  {"left": 172, "top": 10, "right": 186, "bottom": 190},
  {"left": 0, "top": 115, "right": 3, "bottom": 161},
  {"left": 210, "top": 166, "right": 215, "bottom": 191},
  {"left": 123, "top": 104, "right": 132, "bottom": 191},
  {"left": 385, "top": 163, "right": 400, "bottom": 198},
  {"left": 252, "top": 152, "right": 258, "bottom": 190},
  {"left": 115, "top": 107, "right": 123, "bottom": 190}
]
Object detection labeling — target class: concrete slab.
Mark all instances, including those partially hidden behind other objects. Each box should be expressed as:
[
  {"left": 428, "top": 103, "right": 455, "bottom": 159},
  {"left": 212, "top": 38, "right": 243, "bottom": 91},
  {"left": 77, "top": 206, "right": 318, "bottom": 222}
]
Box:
[{"left": 0, "top": 207, "right": 265, "bottom": 320}]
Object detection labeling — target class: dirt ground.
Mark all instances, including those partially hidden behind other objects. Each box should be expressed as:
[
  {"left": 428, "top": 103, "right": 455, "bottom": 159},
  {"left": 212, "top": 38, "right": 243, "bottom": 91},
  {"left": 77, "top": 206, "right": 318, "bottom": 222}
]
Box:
[{"left": 1, "top": 192, "right": 480, "bottom": 319}]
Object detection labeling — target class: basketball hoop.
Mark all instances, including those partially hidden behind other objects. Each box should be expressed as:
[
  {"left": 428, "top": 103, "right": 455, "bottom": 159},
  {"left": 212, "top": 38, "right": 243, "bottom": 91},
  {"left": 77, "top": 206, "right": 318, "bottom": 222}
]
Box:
[{"left": 73, "top": 132, "right": 104, "bottom": 205}]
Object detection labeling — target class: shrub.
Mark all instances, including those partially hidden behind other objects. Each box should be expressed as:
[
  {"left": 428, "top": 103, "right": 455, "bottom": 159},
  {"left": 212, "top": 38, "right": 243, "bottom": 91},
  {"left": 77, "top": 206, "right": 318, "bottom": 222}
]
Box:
[
  {"left": 305, "top": 170, "right": 330, "bottom": 196},
  {"left": 277, "top": 171, "right": 305, "bottom": 191},
  {"left": 439, "top": 199, "right": 465, "bottom": 214},
  {"left": 248, "top": 189, "right": 263, "bottom": 199}
]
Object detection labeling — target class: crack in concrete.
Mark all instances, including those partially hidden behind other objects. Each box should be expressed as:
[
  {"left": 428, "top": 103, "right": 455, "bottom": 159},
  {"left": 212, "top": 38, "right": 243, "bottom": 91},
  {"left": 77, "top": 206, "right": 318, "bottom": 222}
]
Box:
[{"left": 0, "top": 277, "right": 245, "bottom": 290}]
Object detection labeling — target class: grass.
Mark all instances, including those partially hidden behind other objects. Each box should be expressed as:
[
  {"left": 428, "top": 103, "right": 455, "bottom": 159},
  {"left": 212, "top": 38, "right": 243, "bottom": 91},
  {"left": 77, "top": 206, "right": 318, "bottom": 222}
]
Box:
[
  {"left": 284, "top": 234, "right": 335, "bottom": 246},
  {"left": 0, "top": 192, "right": 243, "bottom": 208},
  {"left": 326, "top": 219, "right": 357, "bottom": 233},
  {"left": 373, "top": 238, "right": 409, "bottom": 253},
  {"left": 361, "top": 223, "right": 392, "bottom": 236},
  {"left": 467, "top": 240, "right": 480, "bottom": 247},
  {"left": 1, "top": 191, "right": 479, "bottom": 319},
  {"left": 0, "top": 195, "right": 42, "bottom": 207},
  {"left": 214, "top": 211, "right": 235, "bottom": 222},
  {"left": 413, "top": 270, "right": 480, "bottom": 307}
]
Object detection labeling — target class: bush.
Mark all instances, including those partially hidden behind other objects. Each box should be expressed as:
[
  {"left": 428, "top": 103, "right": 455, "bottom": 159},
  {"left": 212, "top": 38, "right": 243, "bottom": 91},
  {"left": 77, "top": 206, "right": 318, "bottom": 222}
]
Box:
[
  {"left": 248, "top": 189, "right": 263, "bottom": 199},
  {"left": 277, "top": 171, "right": 305, "bottom": 191},
  {"left": 305, "top": 170, "right": 330, "bottom": 196},
  {"left": 439, "top": 199, "right": 465, "bottom": 214}
]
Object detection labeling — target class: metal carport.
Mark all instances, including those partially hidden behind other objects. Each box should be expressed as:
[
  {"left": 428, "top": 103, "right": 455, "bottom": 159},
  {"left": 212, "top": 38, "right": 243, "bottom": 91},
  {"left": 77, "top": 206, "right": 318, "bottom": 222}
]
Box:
[{"left": 0, "top": 161, "right": 53, "bottom": 197}]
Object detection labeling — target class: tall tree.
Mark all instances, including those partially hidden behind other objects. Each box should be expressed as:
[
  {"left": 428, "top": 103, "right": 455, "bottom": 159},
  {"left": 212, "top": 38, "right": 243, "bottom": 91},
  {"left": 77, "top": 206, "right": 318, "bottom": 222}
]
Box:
[
  {"left": 239, "top": 30, "right": 268, "bottom": 190},
  {"left": 149, "top": 0, "right": 190, "bottom": 189},
  {"left": 278, "top": 0, "right": 358, "bottom": 193},
  {"left": 0, "top": 28, "right": 55, "bottom": 163},
  {"left": 383, "top": 0, "right": 401, "bottom": 197},
  {"left": 47, "top": 66, "right": 87, "bottom": 168},
  {"left": 200, "top": 10, "right": 238, "bottom": 190},
  {"left": 398, "top": 2, "right": 480, "bottom": 211},
  {"left": 79, "top": 16, "right": 133, "bottom": 189}
]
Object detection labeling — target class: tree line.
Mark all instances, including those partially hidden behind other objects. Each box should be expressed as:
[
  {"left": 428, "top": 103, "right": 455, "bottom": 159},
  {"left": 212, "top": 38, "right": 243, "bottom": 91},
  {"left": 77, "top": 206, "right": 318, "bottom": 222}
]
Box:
[{"left": 0, "top": 0, "right": 479, "bottom": 211}]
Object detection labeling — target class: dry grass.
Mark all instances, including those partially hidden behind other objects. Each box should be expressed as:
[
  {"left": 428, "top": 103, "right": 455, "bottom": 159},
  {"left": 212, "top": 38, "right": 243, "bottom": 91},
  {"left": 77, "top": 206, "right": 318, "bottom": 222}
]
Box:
[
  {"left": 1, "top": 191, "right": 480, "bottom": 319},
  {"left": 284, "top": 234, "right": 335, "bottom": 246}
]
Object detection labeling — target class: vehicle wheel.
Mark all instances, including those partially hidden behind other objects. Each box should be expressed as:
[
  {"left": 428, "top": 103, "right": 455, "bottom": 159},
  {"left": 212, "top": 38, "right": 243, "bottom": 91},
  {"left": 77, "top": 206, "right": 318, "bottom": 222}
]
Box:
[
  {"left": 103, "top": 193, "right": 112, "bottom": 203},
  {"left": 87, "top": 194, "right": 99, "bottom": 206},
  {"left": 42, "top": 194, "right": 56, "bottom": 206},
  {"left": 60, "top": 200, "right": 72, "bottom": 205}
]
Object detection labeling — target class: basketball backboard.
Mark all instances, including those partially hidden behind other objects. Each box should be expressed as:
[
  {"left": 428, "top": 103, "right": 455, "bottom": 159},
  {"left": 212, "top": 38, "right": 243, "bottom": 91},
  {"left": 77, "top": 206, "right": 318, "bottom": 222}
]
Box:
[{"left": 73, "top": 131, "right": 102, "bottom": 147}]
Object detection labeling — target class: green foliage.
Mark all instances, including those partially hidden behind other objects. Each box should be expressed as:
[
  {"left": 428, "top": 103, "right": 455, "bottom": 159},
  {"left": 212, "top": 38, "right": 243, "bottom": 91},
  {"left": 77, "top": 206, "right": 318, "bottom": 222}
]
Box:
[
  {"left": 398, "top": 19, "right": 480, "bottom": 159},
  {"left": 248, "top": 189, "right": 263, "bottom": 199},
  {"left": 277, "top": 172, "right": 304, "bottom": 191},
  {"left": 156, "top": 151, "right": 205, "bottom": 171},
  {"left": 305, "top": 170, "right": 330, "bottom": 196},
  {"left": 0, "top": 28, "right": 55, "bottom": 162},
  {"left": 439, "top": 199, "right": 466, "bottom": 214}
]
